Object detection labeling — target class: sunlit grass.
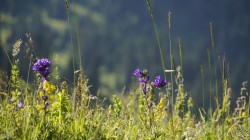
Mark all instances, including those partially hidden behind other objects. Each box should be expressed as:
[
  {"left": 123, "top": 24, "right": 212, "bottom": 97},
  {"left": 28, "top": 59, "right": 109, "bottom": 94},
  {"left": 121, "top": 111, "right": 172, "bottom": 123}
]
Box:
[
  {"left": 0, "top": 0, "right": 249, "bottom": 139},
  {"left": 0, "top": 55, "right": 249, "bottom": 139}
]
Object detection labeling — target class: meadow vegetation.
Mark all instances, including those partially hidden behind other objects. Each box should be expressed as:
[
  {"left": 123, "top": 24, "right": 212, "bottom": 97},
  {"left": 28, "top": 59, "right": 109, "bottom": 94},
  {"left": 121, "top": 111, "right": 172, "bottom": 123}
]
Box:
[{"left": 0, "top": 0, "right": 249, "bottom": 139}]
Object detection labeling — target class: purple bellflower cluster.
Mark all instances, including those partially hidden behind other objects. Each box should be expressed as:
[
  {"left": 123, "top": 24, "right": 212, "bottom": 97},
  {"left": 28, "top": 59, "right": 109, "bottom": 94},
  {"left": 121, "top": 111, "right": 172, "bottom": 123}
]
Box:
[
  {"left": 134, "top": 68, "right": 167, "bottom": 108},
  {"left": 134, "top": 68, "right": 167, "bottom": 94},
  {"left": 33, "top": 58, "right": 51, "bottom": 81},
  {"left": 133, "top": 68, "right": 150, "bottom": 83},
  {"left": 134, "top": 68, "right": 150, "bottom": 93},
  {"left": 33, "top": 58, "right": 51, "bottom": 109},
  {"left": 153, "top": 75, "right": 167, "bottom": 88}
]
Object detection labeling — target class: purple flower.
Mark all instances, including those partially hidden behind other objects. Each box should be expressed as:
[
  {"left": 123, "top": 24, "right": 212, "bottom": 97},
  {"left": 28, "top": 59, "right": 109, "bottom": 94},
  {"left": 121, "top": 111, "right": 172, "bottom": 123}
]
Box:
[
  {"left": 42, "top": 96, "right": 48, "bottom": 101},
  {"left": 133, "top": 68, "right": 148, "bottom": 78},
  {"left": 9, "top": 97, "right": 13, "bottom": 103},
  {"left": 45, "top": 102, "right": 49, "bottom": 107},
  {"left": 138, "top": 76, "right": 150, "bottom": 83},
  {"left": 134, "top": 68, "right": 149, "bottom": 83},
  {"left": 142, "top": 83, "right": 151, "bottom": 94},
  {"left": 133, "top": 68, "right": 142, "bottom": 77},
  {"left": 33, "top": 58, "right": 51, "bottom": 79},
  {"left": 142, "top": 84, "right": 147, "bottom": 93},
  {"left": 17, "top": 102, "right": 24, "bottom": 108},
  {"left": 153, "top": 75, "right": 166, "bottom": 88},
  {"left": 149, "top": 102, "right": 153, "bottom": 108}
]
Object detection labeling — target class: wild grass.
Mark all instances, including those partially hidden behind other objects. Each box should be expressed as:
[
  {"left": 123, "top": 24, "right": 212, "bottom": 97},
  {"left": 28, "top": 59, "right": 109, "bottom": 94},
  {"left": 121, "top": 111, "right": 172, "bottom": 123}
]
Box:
[{"left": 0, "top": 0, "right": 249, "bottom": 139}]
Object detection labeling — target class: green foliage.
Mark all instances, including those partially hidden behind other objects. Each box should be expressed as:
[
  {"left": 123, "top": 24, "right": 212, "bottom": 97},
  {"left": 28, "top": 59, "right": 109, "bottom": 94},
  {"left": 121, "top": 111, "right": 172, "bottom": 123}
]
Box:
[
  {"left": 0, "top": 1, "right": 250, "bottom": 139},
  {"left": 10, "top": 60, "right": 21, "bottom": 102},
  {"left": 0, "top": 52, "right": 249, "bottom": 140},
  {"left": 112, "top": 95, "right": 124, "bottom": 118}
]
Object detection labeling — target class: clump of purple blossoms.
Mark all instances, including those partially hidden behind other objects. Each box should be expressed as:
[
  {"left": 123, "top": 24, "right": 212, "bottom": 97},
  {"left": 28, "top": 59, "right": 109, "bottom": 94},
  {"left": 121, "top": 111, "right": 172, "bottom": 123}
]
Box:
[
  {"left": 153, "top": 75, "right": 166, "bottom": 88},
  {"left": 33, "top": 58, "right": 51, "bottom": 80},
  {"left": 133, "top": 68, "right": 149, "bottom": 83},
  {"left": 134, "top": 68, "right": 167, "bottom": 93},
  {"left": 134, "top": 68, "right": 150, "bottom": 94}
]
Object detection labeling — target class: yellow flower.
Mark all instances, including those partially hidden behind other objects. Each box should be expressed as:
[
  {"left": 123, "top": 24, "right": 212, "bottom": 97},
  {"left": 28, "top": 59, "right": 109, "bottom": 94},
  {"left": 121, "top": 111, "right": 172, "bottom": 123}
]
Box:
[
  {"left": 36, "top": 105, "right": 44, "bottom": 111},
  {"left": 154, "top": 98, "right": 166, "bottom": 122},
  {"left": 49, "top": 95, "right": 56, "bottom": 100},
  {"left": 241, "top": 111, "right": 246, "bottom": 116},
  {"left": 157, "top": 98, "right": 165, "bottom": 110},
  {"left": 43, "top": 80, "right": 56, "bottom": 95},
  {"left": 57, "top": 92, "right": 62, "bottom": 98},
  {"left": 38, "top": 90, "right": 44, "bottom": 97}
]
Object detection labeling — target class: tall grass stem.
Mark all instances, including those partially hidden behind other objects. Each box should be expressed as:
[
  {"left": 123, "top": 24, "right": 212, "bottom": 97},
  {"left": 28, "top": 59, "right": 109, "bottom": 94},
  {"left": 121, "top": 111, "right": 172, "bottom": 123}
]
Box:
[
  {"left": 210, "top": 22, "right": 218, "bottom": 100},
  {"left": 72, "top": 0, "right": 83, "bottom": 71},
  {"left": 0, "top": 40, "right": 13, "bottom": 66},
  {"left": 207, "top": 48, "right": 212, "bottom": 110},
  {"left": 178, "top": 38, "right": 183, "bottom": 70},
  {"left": 201, "top": 64, "right": 205, "bottom": 109},
  {"left": 168, "top": 11, "right": 175, "bottom": 138},
  {"left": 145, "top": 0, "right": 166, "bottom": 80},
  {"left": 65, "top": 0, "right": 76, "bottom": 86}
]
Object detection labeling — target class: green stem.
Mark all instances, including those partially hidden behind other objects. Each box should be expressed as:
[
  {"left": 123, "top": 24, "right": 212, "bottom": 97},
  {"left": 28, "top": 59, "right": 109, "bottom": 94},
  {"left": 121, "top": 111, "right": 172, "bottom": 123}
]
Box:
[
  {"left": 168, "top": 11, "right": 175, "bottom": 139},
  {"left": 178, "top": 38, "right": 183, "bottom": 70},
  {"left": 0, "top": 40, "right": 13, "bottom": 66},
  {"left": 72, "top": 0, "right": 83, "bottom": 71},
  {"left": 65, "top": 0, "right": 76, "bottom": 86},
  {"left": 146, "top": 0, "right": 166, "bottom": 80},
  {"left": 210, "top": 22, "right": 218, "bottom": 100},
  {"left": 201, "top": 64, "right": 205, "bottom": 109},
  {"left": 207, "top": 48, "right": 212, "bottom": 111}
]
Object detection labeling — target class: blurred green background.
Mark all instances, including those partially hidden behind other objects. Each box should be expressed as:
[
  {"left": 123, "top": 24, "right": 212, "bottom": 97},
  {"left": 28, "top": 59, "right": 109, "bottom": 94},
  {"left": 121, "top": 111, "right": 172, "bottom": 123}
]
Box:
[{"left": 1, "top": 0, "right": 250, "bottom": 109}]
